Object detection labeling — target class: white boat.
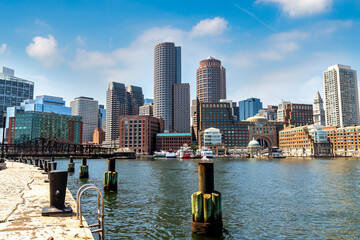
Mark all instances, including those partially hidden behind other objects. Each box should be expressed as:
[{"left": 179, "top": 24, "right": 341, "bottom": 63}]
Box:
[
  {"left": 200, "top": 147, "right": 214, "bottom": 158},
  {"left": 166, "top": 152, "right": 176, "bottom": 158},
  {"left": 153, "top": 150, "right": 166, "bottom": 158},
  {"left": 177, "top": 144, "right": 194, "bottom": 159}
]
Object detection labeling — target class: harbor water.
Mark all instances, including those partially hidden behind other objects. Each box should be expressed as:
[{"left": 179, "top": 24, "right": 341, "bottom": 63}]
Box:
[{"left": 57, "top": 157, "right": 360, "bottom": 239}]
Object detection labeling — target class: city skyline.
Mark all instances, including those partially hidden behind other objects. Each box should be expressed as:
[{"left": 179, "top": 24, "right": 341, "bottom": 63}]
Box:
[{"left": 0, "top": 1, "right": 359, "bottom": 107}]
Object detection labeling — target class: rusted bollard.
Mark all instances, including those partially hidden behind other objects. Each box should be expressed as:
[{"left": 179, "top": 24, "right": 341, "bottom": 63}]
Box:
[
  {"left": 45, "top": 162, "right": 57, "bottom": 183},
  {"left": 191, "top": 162, "right": 223, "bottom": 237},
  {"left": 67, "top": 157, "right": 75, "bottom": 172},
  {"left": 104, "top": 158, "right": 118, "bottom": 191},
  {"left": 79, "top": 157, "right": 89, "bottom": 178},
  {"left": 42, "top": 160, "right": 50, "bottom": 174},
  {"left": 42, "top": 170, "right": 73, "bottom": 216}
]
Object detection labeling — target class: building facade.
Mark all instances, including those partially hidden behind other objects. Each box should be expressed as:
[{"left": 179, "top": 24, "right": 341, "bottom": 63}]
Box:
[
  {"left": 118, "top": 115, "right": 164, "bottom": 154},
  {"left": 125, "top": 85, "right": 144, "bottom": 115},
  {"left": 277, "top": 100, "right": 291, "bottom": 122},
  {"left": 139, "top": 103, "right": 153, "bottom": 116},
  {"left": 8, "top": 112, "right": 82, "bottom": 144},
  {"left": 70, "top": 97, "right": 99, "bottom": 143},
  {"left": 283, "top": 103, "right": 314, "bottom": 127},
  {"left": 324, "top": 125, "right": 360, "bottom": 156},
  {"left": 196, "top": 57, "right": 226, "bottom": 103},
  {"left": 172, "top": 83, "right": 190, "bottom": 132},
  {"left": 197, "top": 102, "right": 284, "bottom": 150},
  {"left": 154, "top": 42, "right": 181, "bottom": 130},
  {"left": 98, "top": 104, "right": 106, "bottom": 129},
  {"left": 0, "top": 67, "right": 34, "bottom": 127},
  {"left": 279, "top": 125, "right": 332, "bottom": 156},
  {"left": 324, "top": 64, "right": 360, "bottom": 126},
  {"left": 313, "top": 91, "right": 325, "bottom": 126},
  {"left": 239, "top": 98, "right": 263, "bottom": 121},
  {"left": 156, "top": 133, "right": 191, "bottom": 152},
  {"left": 257, "top": 108, "right": 277, "bottom": 121},
  {"left": 93, "top": 128, "right": 105, "bottom": 145}
]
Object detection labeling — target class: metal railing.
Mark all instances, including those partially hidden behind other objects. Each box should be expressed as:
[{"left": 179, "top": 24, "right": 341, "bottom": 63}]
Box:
[{"left": 76, "top": 184, "right": 105, "bottom": 240}]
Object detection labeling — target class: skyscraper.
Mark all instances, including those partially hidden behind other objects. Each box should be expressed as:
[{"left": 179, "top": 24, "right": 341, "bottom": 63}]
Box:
[
  {"left": 105, "top": 82, "right": 126, "bottom": 143},
  {"left": 196, "top": 57, "right": 226, "bottom": 103},
  {"left": 277, "top": 100, "right": 291, "bottom": 122},
  {"left": 313, "top": 91, "right": 325, "bottom": 125},
  {"left": 323, "top": 64, "right": 360, "bottom": 126},
  {"left": 70, "top": 97, "right": 99, "bottom": 143},
  {"left": 125, "top": 85, "right": 144, "bottom": 115},
  {"left": 239, "top": 98, "right": 263, "bottom": 121},
  {"left": 0, "top": 67, "right": 34, "bottom": 127},
  {"left": 172, "top": 83, "right": 190, "bottom": 132},
  {"left": 154, "top": 42, "right": 181, "bottom": 130}
]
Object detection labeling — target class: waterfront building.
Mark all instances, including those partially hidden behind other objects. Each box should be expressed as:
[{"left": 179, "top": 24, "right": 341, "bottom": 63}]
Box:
[
  {"left": 247, "top": 139, "right": 261, "bottom": 157},
  {"left": 93, "top": 128, "right": 105, "bottom": 145},
  {"left": 125, "top": 85, "right": 144, "bottom": 115},
  {"left": 144, "top": 98, "right": 153, "bottom": 104},
  {"left": 105, "top": 82, "right": 143, "bottom": 145},
  {"left": 324, "top": 125, "right": 360, "bottom": 156},
  {"left": 154, "top": 42, "right": 181, "bottom": 130},
  {"left": 70, "top": 97, "right": 98, "bottom": 143},
  {"left": 139, "top": 103, "right": 153, "bottom": 116},
  {"left": 277, "top": 100, "right": 291, "bottom": 122},
  {"left": 196, "top": 57, "right": 226, "bottom": 103},
  {"left": 197, "top": 102, "right": 284, "bottom": 150},
  {"left": 0, "top": 66, "right": 34, "bottom": 127},
  {"left": 172, "top": 83, "right": 190, "bottom": 132},
  {"left": 98, "top": 105, "right": 106, "bottom": 129},
  {"left": 199, "top": 127, "right": 226, "bottom": 155},
  {"left": 313, "top": 91, "right": 325, "bottom": 126},
  {"left": 323, "top": 64, "right": 359, "bottom": 126},
  {"left": 8, "top": 111, "right": 82, "bottom": 144},
  {"left": 239, "top": 98, "right": 263, "bottom": 121},
  {"left": 118, "top": 115, "right": 164, "bottom": 154},
  {"left": 283, "top": 103, "right": 314, "bottom": 127},
  {"left": 156, "top": 133, "right": 191, "bottom": 152},
  {"left": 279, "top": 125, "right": 332, "bottom": 156}
]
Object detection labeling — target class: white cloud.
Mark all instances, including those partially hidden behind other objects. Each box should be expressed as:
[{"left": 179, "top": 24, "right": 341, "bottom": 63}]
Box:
[
  {"left": 0, "top": 43, "right": 7, "bottom": 54},
  {"left": 256, "top": 0, "right": 333, "bottom": 17},
  {"left": 190, "top": 17, "right": 228, "bottom": 37},
  {"left": 26, "top": 34, "right": 61, "bottom": 67},
  {"left": 76, "top": 36, "right": 86, "bottom": 46}
]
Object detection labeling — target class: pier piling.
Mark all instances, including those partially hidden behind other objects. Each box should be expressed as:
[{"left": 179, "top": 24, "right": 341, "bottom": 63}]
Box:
[
  {"left": 79, "top": 157, "right": 89, "bottom": 178},
  {"left": 191, "top": 162, "right": 223, "bottom": 237},
  {"left": 67, "top": 157, "right": 75, "bottom": 172},
  {"left": 104, "top": 158, "right": 118, "bottom": 191},
  {"left": 42, "top": 170, "right": 73, "bottom": 216}
]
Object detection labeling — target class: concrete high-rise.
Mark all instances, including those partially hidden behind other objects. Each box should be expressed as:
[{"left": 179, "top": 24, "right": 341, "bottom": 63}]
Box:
[
  {"left": 154, "top": 42, "right": 181, "bottom": 130},
  {"left": 323, "top": 64, "right": 360, "bottom": 126},
  {"left": 105, "top": 82, "right": 126, "bottom": 143},
  {"left": 313, "top": 91, "right": 325, "bottom": 126},
  {"left": 239, "top": 98, "right": 262, "bottom": 121},
  {"left": 70, "top": 97, "right": 98, "bottom": 143},
  {"left": 196, "top": 57, "right": 226, "bottom": 103},
  {"left": 172, "top": 83, "right": 190, "bottom": 132}
]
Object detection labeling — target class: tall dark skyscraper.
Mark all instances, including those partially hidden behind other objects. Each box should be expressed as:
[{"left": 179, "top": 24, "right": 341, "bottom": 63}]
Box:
[
  {"left": 125, "top": 85, "right": 144, "bottom": 115},
  {"left": 154, "top": 42, "right": 181, "bottom": 131}
]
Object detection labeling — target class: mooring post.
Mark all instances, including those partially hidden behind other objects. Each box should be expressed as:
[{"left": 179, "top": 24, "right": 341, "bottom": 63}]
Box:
[
  {"left": 67, "top": 156, "right": 75, "bottom": 172},
  {"left": 34, "top": 159, "right": 39, "bottom": 167},
  {"left": 104, "top": 158, "right": 118, "bottom": 191},
  {"left": 42, "top": 170, "right": 73, "bottom": 216},
  {"left": 45, "top": 162, "right": 57, "bottom": 183},
  {"left": 79, "top": 157, "right": 89, "bottom": 178},
  {"left": 43, "top": 160, "right": 50, "bottom": 174},
  {"left": 38, "top": 159, "right": 44, "bottom": 170},
  {"left": 191, "top": 162, "right": 223, "bottom": 237}
]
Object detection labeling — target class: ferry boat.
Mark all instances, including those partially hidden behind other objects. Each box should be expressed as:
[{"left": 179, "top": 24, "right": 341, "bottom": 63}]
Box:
[
  {"left": 152, "top": 150, "right": 167, "bottom": 158},
  {"left": 177, "top": 144, "right": 194, "bottom": 159},
  {"left": 165, "top": 152, "right": 176, "bottom": 158},
  {"left": 199, "top": 147, "right": 214, "bottom": 158}
]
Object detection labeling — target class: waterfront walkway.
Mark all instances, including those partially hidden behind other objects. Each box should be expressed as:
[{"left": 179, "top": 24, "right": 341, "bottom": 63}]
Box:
[{"left": 0, "top": 161, "right": 94, "bottom": 239}]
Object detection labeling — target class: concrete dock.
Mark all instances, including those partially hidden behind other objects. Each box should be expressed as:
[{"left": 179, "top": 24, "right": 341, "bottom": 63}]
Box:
[{"left": 0, "top": 161, "right": 94, "bottom": 239}]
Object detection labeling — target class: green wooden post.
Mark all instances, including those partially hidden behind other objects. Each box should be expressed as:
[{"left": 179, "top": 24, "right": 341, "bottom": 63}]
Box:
[
  {"left": 191, "top": 162, "right": 223, "bottom": 236},
  {"left": 104, "top": 158, "right": 117, "bottom": 191},
  {"left": 79, "top": 158, "right": 89, "bottom": 178}
]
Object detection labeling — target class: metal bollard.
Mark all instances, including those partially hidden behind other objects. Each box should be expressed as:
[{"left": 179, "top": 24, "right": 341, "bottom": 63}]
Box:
[
  {"left": 42, "top": 160, "right": 50, "bottom": 174},
  {"left": 38, "top": 159, "right": 44, "bottom": 170},
  {"left": 34, "top": 159, "right": 39, "bottom": 167},
  {"left": 42, "top": 170, "right": 73, "bottom": 216},
  {"left": 45, "top": 162, "right": 57, "bottom": 183}
]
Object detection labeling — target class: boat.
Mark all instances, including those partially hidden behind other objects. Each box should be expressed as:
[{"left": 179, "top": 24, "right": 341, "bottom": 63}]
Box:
[
  {"left": 152, "top": 150, "right": 167, "bottom": 158},
  {"left": 166, "top": 152, "right": 176, "bottom": 158},
  {"left": 177, "top": 144, "right": 194, "bottom": 159},
  {"left": 199, "top": 147, "right": 214, "bottom": 158}
]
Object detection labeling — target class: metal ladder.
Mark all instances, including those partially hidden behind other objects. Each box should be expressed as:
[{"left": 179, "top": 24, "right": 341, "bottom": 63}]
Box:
[{"left": 76, "top": 184, "right": 105, "bottom": 240}]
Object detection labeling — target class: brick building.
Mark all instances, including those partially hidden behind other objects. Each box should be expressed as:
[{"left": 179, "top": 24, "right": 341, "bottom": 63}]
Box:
[
  {"left": 119, "top": 115, "right": 164, "bottom": 154},
  {"left": 156, "top": 133, "right": 191, "bottom": 151},
  {"left": 93, "top": 128, "right": 105, "bottom": 145},
  {"left": 283, "top": 103, "right": 314, "bottom": 127},
  {"left": 279, "top": 125, "right": 332, "bottom": 156},
  {"left": 324, "top": 125, "right": 360, "bottom": 156}
]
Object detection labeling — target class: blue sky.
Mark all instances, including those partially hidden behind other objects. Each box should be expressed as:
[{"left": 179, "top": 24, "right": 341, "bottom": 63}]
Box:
[{"left": 0, "top": 0, "right": 360, "bottom": 107}]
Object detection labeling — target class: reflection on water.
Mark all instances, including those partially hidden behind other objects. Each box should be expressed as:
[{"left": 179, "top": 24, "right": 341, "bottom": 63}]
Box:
[{"left": 56, "top": 157, "right": 360, "bottom": 239}]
